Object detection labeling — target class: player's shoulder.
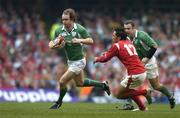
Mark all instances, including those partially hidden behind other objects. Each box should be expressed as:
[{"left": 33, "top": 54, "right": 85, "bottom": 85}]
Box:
[
  {"left": 113, "top": 40, "right": 125, "bottom": 50},
  {"left": 55, "top": 25, "right": 63, "bottom": 32},
  {"left": 76, "top": 23, "right": 87, "bottom": 31},
  {"left": 137, "top": 30, "right": 149, "bottom": 37}
]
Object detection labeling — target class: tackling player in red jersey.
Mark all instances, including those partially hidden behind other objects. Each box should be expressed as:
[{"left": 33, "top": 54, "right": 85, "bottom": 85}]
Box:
[{"left": 94, "top": 27, "right": 152, "bottom": 111}]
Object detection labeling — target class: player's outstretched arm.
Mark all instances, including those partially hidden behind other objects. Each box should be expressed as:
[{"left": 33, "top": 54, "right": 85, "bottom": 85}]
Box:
[
  {"left": 72, "top": 38, "right": 93, "bottom": 45},
  {"left": 93, "top": 44, "right": 118, "bottom": 64}
]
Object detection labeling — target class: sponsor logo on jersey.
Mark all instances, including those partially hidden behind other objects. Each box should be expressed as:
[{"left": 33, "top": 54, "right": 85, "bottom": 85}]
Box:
[
  {"left": 61, "top": 32, "right": 67, "bottom": 37},
  {"left": 72, "top": 31, "right": 76, "bottom": 37}
]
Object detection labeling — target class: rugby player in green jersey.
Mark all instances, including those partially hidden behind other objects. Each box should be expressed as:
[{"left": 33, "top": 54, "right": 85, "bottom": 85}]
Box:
[
  {"left": 120, "top": 20, "right": 175, "bottom": 110},
  {"left": 48, "top": 8, "right": 110, "bottom": 109}
]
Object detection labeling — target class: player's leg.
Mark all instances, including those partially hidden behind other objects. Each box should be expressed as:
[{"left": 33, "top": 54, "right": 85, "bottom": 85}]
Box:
[
  {"left": 114, "top": 84, "right": 149, "bottom": 111},
  {"left": 148, "top": 77, "right": 175, "bottom": 109},
  {"left": 73, "top": 70, "right": 110, "bottom": 95},
  {"left": 49, "top": 69, "right": 75, "bottom": 109},
  {"left": 118, "top": 73, "right": 148, "bottom": 110},
  {"left": 131, "top": 96, "right": 146, "bottom": 111},
  {"left": 71, "top": 58, "right": 110, "bottom": 95},
  {"left": 120, "top": 98, "right": 134, "bottom": 110},
  {"left": 115, "top": 72, "right": 151, "bottom": 111},
  {"left": 118, "top": 73, "right": 149, "bottom": 98},
  {"left": 115, "top": 86, "right": 152, "bottom": 104},
  {"left": 148, "top": 76, "right": 171, "bottom": 97},
  {"left": 146, "top": 57, "right": 175, "bottom": 108}
]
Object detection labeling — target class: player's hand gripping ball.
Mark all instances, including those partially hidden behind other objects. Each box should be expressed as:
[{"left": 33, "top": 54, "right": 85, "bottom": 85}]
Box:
[{"left": 54, "top": 36, "right": 65, "bottom": 48}]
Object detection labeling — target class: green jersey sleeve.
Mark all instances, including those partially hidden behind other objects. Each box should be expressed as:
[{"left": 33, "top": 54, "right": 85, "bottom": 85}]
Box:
[
  {"left": 139, "top": 31, "right": 158, "bottom": 48},
  {"left": 78, "top": 25, "right": 91, "bottom": 38},
  {"left": 54, "top": 27, "right": 61, "bottom": 40}
]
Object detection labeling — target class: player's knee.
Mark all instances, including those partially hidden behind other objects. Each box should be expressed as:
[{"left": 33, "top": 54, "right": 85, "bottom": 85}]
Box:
[
  {"left": 59, "top": 80, "right": 66, "bottom": 87},
  {"left": 76, "top": 83, "right": 83, "bottom": 87},
  {"left": 113, "top": 93, "right": 119, "bottom": 98},
  {"left": 116, "top": 94, "right": 123, "bottom": 99},
  {"left": 149, "top": 77, "right": 161, "bottom": 90},
  {"left": 152, "top": 84, "right": 160, "bottom": 90},
  {"left": 113, "top": 90, "right": 122, "bottom": 99},
  {"left": 75, "top": 81, "right": 84, "bottom": 87}
]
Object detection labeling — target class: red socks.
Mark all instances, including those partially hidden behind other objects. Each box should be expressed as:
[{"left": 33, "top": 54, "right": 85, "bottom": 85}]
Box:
[
  {"left": 131, "top": 96, "right": 146, "bottom": 111},
  {"left": 120, "top": 89, "right": 147, "bottom": 99}
]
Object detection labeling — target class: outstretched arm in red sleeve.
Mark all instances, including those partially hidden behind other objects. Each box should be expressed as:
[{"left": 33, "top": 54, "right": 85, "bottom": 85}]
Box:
[{"left": 94, "top": 44, "right": 118, "bottom": 63}]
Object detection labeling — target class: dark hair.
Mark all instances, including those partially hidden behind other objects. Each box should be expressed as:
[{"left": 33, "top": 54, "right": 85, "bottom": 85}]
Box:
[
  {"left": 124, "top": 20, "right": 135, "bottom": 28},
  {"left": 114, "top": 28, "right": 127, "bottom": 40},
  {"left": 63, "top": 8, "right": 76, "bottom": 21}
]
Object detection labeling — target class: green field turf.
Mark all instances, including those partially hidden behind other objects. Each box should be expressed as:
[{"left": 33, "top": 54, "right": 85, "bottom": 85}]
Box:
[{"left": 0, "top": 102, "right": 179, "bottom": 118}]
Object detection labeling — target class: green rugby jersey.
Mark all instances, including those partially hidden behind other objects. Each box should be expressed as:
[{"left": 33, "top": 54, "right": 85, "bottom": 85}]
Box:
[
  {"left": 54, "top": 23, "right": 91, "bottom": 61},
  {"left": 132, "top": 30, "right": 158, "bottom": 59}
]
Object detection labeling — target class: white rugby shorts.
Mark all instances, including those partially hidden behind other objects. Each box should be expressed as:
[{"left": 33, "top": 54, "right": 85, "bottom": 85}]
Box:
[
  {"left": 145, "top": 56, "right": 159, "bottom": 79},
  {"left": 120, "top": 72, "right": 147, "bottom": 89},
  {"left": 67, "top": 58, "right": 86, "bottom": 75}
]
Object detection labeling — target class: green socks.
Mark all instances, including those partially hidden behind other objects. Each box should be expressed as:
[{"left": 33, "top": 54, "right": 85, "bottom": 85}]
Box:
[
  {"left": 56, "top": 79, "right": 105, "bottom": 103},
  {"left": 57, "top": 88, "right": 67, "bottom": 103},
  {"left": 158, "top": 85, "right": 172, "bottom": 98},
  {"left": 83, "top": 79, "right": 105, "bottom": 89}
]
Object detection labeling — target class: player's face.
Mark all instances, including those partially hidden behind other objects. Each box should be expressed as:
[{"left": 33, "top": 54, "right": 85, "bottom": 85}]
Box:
[
  {"left": 112, "top": 31, "right": 118, "bottom": 42},
  {"left": 62, "top": 14, "right": 73, "bottom": 29},
  {"left": 124, "top": 24, "right": 134, "bottom": 37}
]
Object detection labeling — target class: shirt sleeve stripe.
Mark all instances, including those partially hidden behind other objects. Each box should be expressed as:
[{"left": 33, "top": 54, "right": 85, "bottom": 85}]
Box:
[{"left": 115, "top": 43, "right": 120, "bottom": 50}]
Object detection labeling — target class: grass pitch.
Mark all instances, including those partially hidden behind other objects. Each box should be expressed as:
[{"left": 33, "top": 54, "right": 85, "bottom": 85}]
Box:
[{"left": 0, "top": 102, "right": 179, "bottom": 118}]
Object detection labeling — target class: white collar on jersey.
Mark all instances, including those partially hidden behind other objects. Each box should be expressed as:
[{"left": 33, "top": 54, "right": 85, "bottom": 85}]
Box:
[
  {"left": 132, "top": 30, "right": 138, "bottom": 42},
  {"left": 135, "top": 30, "right": 138, "bottom": 38},
  {"left": 62, "top": 23, "right": 77, "bottom": 31}
]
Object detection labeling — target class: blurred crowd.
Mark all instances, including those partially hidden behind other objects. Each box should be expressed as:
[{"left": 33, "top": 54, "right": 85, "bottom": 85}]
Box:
[
  {"left": 0, "top": 4, "right": 180, "bottom": 100},
  {"left": 0, "top": 4, "right": 64, "bottom": 89}
]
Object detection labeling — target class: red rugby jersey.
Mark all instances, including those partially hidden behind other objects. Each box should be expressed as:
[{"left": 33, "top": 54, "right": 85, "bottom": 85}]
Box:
[{"left": 95, "top": 40, "right": 145, "bottom": 75}]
